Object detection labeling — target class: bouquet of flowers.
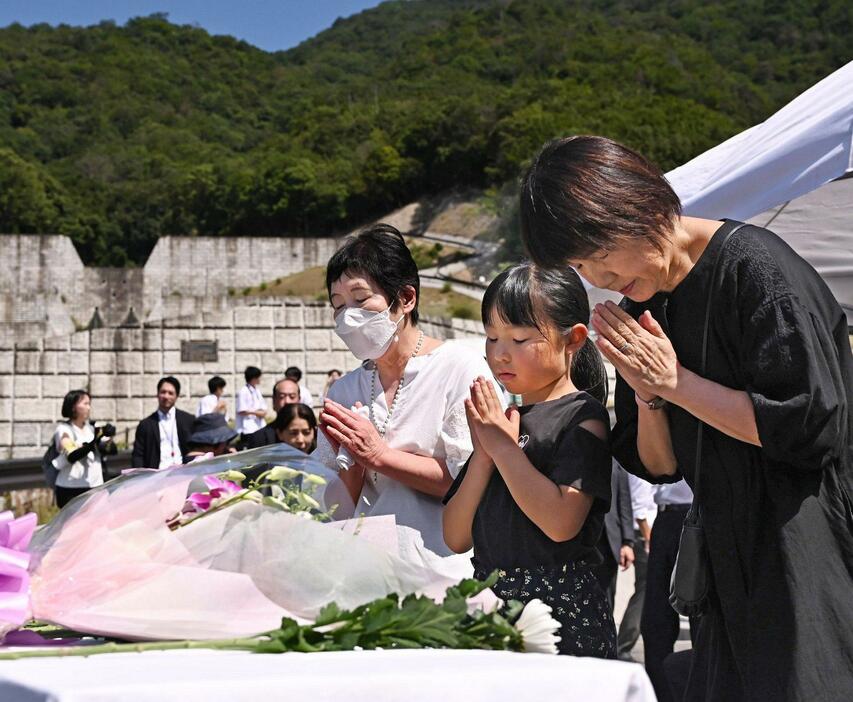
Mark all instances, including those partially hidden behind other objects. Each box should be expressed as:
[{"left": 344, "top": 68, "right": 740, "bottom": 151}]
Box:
[{"left": 0, "top": 444, "right": 560, "bottom": 656}]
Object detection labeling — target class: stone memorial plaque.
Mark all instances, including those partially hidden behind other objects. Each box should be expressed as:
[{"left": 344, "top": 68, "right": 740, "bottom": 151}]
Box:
[{"left": 181, "top": 340, "right": 218, "bottom": 363}]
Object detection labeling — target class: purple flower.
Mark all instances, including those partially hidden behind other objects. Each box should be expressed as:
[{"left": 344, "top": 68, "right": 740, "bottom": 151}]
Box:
[{"left": 182, "top": 475, "right": 242, "bottom": 516}]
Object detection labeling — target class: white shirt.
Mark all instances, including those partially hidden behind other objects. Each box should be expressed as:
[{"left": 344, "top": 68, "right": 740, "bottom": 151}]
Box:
[
  {"left": 197, "top": 393, "right": 228, "bottom": 421},
  {"left": 53, "top": 422, "right": 104, "bottom": 489},
  {"left": 157, "top": 407, "right": 183, "bottom": 469},
  {"left": 314, "top": 341, "right": 503, "bottom": 556},
  {"left": 654, "top": 479, "right": 694, "bottom": 506},
  {"left": 299, "top": 386, "right": 314, "bottom": 407},
  {"left": 627, "top": 472, "right": 657, "bottom": 529},
  {"left": 236, "top": 383, "right": 267, "bottom": 434}
]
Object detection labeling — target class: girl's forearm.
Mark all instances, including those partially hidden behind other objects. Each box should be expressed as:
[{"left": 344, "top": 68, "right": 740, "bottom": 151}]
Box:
[
  {"left": 491, "top": 438, "right": 592, "bottom": 542},
  {"left": 442, "top": 453, "right": 492, "bottom": 553}
]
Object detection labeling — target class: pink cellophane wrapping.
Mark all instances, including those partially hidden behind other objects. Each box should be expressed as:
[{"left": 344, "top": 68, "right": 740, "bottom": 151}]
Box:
[{"left": 25, "top": 444, "right": 487, "bottom": 641}]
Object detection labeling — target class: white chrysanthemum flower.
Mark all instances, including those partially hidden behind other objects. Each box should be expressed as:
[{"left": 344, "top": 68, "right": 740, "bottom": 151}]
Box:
[{"left": 516, "top": 599, "right": 561, "bottom": 654}]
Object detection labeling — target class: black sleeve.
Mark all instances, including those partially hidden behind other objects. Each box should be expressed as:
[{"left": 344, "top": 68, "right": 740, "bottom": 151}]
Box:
[
  {"left": 612, "top": 371, "right": 683, "bottom": 485},
  {"left": 442, "top": 456, "right": 470, "bottom": 505},
  {"left": 549, "top": 426, "right": 612, "bottom": 510},
  {"left": 613, "top": 463, "right": 635, "bottom": 546},
  {"left": 67, "top": 441, "right": 95, "bottom": 464},
  {"left": 131, "top": 421, "right": 146, "bottom": 468},
  {"left": 740, "top": 295, "right": 848, "bottom": 471}
]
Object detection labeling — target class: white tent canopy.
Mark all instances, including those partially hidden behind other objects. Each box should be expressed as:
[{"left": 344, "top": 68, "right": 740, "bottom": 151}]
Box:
[
  {"left": 666, "top": 60, "right": 853, "bottom": 324},
  {"left": 747, "top": 174, "right": 853, "bottom": 323}
]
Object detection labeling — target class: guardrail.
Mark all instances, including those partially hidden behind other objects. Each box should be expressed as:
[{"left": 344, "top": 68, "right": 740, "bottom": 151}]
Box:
[{"left": 0, "top": 451, "right": 133, "bottom": 492}]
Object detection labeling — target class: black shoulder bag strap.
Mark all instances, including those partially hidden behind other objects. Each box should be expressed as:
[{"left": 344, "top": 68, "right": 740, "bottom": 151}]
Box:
[
  {"left": 670, "top": 222, "right": 747, "bottom": 617},
  {"left": 693, "top": 222, "right": 748, "bottom": 514}
]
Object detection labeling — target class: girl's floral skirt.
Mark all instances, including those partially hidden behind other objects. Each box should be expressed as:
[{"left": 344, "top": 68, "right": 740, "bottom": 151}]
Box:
[{"left": 476, "top": 561, "right": 617, "bottom": 658}]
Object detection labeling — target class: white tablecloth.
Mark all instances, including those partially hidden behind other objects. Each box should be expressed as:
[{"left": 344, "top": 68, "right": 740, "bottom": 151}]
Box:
[{"left": 0, "top": 648, "right": 656, "bottom": 701}]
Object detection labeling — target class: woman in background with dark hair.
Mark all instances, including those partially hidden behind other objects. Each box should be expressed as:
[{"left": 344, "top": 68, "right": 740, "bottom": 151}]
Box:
[
  {"left": 275, "top": 403, "right": 317, "bottom": 453},
  {"left": 53, "top": 390, "right": 112, "bottom": 508},
  {"left": 316, "top": 224, "right": 500, "bottom": 555},
  {"left": 520, "top": 135, "right": 853, "bottom": 701}
]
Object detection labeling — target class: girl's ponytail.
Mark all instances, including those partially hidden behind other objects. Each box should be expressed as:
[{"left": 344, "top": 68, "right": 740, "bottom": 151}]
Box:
[{"left": 570, "top": 337, "right": 608, "bottom": 405}]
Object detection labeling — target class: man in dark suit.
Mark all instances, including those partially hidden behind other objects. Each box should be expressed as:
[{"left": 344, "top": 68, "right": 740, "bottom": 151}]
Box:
[
  {"left": 131, "top": 376, "right": 194, "bottom": 468},
  {"left": 592, "top": 460, "right": 635, "bottom": 610}
]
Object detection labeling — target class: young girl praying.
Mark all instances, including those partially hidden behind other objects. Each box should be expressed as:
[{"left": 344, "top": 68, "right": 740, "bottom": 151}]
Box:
[{"left": 443, "top": 263, "right": 616, "bottom": 658}]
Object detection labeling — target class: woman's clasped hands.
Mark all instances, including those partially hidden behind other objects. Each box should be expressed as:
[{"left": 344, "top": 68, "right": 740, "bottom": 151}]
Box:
[
  {"left": 590, "top": 301, "right": 680, "bottom": 403},
  {"left": 465, "top": 376, "right": 520, "bottom": 462},
  {"left": 319, "top": 399, "right": 388, "bottom": 470}
]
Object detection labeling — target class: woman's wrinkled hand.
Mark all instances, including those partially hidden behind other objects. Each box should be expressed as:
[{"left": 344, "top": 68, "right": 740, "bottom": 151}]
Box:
[
  {"left": 465, "top": 376, "right": 520, "bottom": 457},
  {"left": 320, "top": 399, "right": 388, "bottom": 471},
  {"left": 591, "top": 301, "right": 679, "bottom": 401}
]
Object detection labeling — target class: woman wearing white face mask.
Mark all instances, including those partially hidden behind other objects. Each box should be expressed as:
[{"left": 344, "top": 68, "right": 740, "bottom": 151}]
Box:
[{"left": 316, "top": 224, "right": 503, "bottom": 556}]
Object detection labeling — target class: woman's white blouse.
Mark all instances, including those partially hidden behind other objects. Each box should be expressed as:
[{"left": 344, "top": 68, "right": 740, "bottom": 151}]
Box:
[
  {"left": 53, "top": 422, "right": 104, "bottom": 489},
  {"left": 314, "top": 340, "right": 503, "bottom": 556}
]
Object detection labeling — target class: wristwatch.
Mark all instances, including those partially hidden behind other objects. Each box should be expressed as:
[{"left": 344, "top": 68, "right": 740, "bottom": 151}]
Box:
[{"left": 635, "top": 393, "right": 668, "bottom": 410}]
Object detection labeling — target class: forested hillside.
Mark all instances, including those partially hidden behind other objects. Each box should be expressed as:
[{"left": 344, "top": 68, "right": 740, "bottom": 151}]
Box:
[{"left": 0, "top": 0, "right": 849, "bottom": 265}]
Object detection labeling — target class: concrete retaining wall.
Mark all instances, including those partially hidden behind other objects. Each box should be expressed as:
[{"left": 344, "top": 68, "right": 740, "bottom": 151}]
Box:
[{"left": 1, "top": 297, "right": 484, "bottom": 458}]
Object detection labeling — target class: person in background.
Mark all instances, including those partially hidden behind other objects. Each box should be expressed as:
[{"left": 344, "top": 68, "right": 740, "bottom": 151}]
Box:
[
  {"left": 321, "top": 369, "right": 342, "bottom": 402},
  {"left": 196, "top": 376, "right": 228, "bottom": 419},
  {"left": 285, "top": 366, "right": 313, "bottom": 406},
  {"left": 236, "top": 366, "right": 267, "bottom": 440},
  {"left": 243, "top": 403, "right": 317, "bottom": 451},
  {"left": 183, "top": 413, "right": 238, "bottom": 462},
  {"left": 592, "top": 460, "right": 635, "bottom": 610},
  {"left": 271, "top": 378, "right": 300, "bottom": 412},
  {"left": 642, "top": 479, "right": 695, "bottom": 702},
  {"left": 276, "top": 403, "right": 317, "bottom": 453},
  {"left": 616, "top": 471, "right": 656, "bottom": 660},
  {"left": 131, "top": 376, "right": 193, "bottom": 469},
  {"left": 53, "top": 390, "right": 114, "bottom": 508}
]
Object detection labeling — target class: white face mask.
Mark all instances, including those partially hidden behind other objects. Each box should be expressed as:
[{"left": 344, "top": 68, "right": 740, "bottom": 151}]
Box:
[{"left": 334, "top": 305, "right": 403, "bottom": 360}]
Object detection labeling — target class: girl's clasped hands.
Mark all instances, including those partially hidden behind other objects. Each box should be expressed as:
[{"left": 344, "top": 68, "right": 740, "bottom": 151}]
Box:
[{"left": 464, "top": 376, "right": 519, "bottom": 460}]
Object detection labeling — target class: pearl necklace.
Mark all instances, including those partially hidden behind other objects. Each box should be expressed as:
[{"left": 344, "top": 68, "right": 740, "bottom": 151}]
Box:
[{"left": 368, "top": 331, "right": 424, "bottom": 485}]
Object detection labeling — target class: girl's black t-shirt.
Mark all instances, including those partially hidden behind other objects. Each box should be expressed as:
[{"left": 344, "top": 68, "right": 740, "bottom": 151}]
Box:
[{"left": 444, "top": 391, "right": 612, "bottom": 571}]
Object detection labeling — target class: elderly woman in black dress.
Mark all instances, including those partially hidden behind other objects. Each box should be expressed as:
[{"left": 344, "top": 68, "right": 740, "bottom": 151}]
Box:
[{"left": 520, "top": 135, "right": 853, "bottom": 702}]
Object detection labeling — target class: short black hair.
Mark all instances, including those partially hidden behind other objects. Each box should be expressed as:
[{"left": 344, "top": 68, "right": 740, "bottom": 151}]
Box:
[
  {"left": 207, "top": 376, "right": 226, "bottom": 394},
  {"left": 520, "top": 135, "right": 682, "bottom": 266},
  {"left": 273, "top": 402, "right": 317, "bottom": 432},
  {"left": 326, "top": 223, "right": 420, "bottom": 325},
  {"left": 284, "top": 366, "right": 302, "bottom": 382},
  {"left": 244, "top": 366, "right": 262, "bottom": 383},
  {"left": 61, "top": 389, "right": 90, "bottom": 420},
  {"left": 158, "top": 376, "right": 181, "bottom": 396}
]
